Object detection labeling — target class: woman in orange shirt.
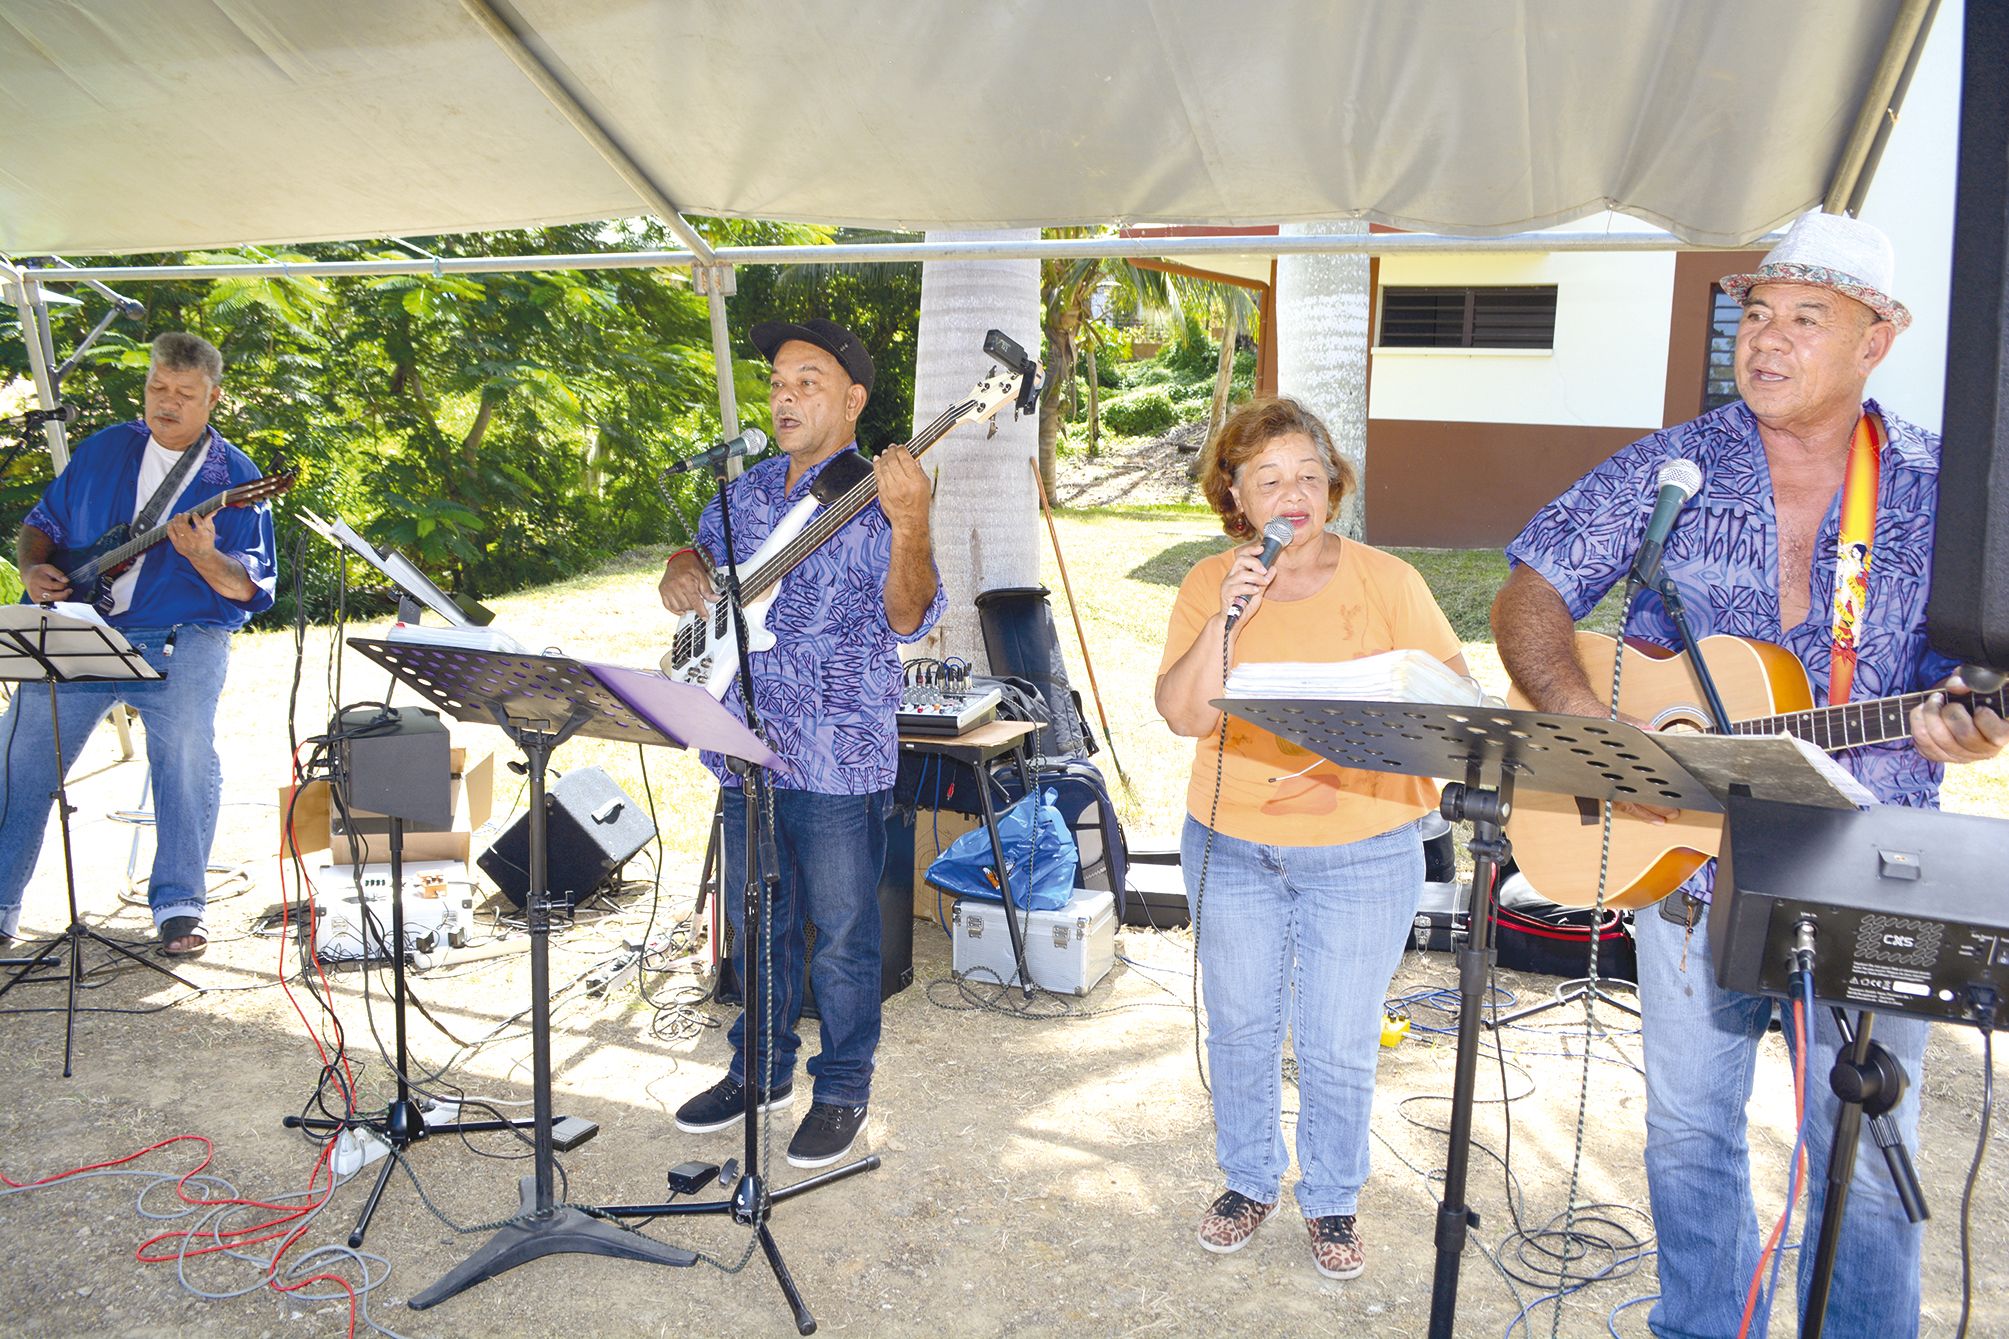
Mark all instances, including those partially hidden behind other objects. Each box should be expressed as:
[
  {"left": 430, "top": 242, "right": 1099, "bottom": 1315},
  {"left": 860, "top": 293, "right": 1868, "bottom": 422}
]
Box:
[{"left": 1156, "top": 396, "right": 1467, "bottom": 1281}]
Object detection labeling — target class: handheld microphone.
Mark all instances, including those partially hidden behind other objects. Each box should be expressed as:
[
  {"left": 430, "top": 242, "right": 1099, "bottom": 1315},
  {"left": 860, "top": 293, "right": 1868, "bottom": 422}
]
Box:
[
  {"left": 664, "top": 427, "right": 768, "bottom": 477},
  {"left": 1227, "top": 517, "right": 1296, "bottom": 628},
  {"left": 1630, "top": 458, "right": 1703, "bottom": 585}
]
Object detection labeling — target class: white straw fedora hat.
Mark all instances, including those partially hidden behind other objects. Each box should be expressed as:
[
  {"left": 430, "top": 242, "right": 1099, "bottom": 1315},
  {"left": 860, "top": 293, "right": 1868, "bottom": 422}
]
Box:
[{"left": 1719, "top": 211, "right": 1911, "bottom": 333}]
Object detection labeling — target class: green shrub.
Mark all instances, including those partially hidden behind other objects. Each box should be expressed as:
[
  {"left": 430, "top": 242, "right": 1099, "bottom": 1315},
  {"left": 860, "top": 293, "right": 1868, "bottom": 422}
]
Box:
[{"left": 1102, "top": 386, "right": 1180, "bottom": 436}]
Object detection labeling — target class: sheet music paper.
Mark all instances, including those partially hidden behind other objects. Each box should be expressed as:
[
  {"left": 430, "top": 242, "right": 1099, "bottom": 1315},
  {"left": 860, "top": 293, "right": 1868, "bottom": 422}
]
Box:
[
  {"left": 0, "top": 603, "right": 159, "bottom": 682},
  {"left": 1225, "top": 650, "right": 1486, "bottom": 706},
  {"left": 298, "top": 509, "right": 474, "bottom": 629},
  {"left": 1655, "top": 732, "right": 1871, "bottom": 812}
]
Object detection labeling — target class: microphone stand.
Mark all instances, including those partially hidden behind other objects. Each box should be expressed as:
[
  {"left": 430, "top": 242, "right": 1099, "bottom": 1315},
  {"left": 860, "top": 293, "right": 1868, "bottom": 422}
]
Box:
[
  {"left": 1632, "top": 564, "right": 1735, "bottom": 736},
  {"left": 601, "top": 454, "right": 877, "bottom": 1335}
]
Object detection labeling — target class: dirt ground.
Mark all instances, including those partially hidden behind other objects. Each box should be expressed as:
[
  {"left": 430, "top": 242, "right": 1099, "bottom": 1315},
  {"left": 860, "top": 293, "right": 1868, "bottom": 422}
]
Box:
[{"left": 0, "top": 708, "right": 2001, "bottom": 1339}]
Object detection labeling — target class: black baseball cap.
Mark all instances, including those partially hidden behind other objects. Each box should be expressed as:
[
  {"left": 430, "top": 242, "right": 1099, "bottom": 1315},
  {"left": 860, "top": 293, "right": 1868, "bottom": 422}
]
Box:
[{"left": 750, "top": 318, "right": 875, "bottom": 392}]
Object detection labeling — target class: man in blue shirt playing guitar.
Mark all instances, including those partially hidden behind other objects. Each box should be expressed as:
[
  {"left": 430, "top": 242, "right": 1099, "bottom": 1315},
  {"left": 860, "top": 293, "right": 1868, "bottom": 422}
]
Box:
[
  {"left": 7, "top": 332, "right": 279, "bottom": 957},
  {"left": 659, "top": 318, "right": 943, "bottom": 1169}
]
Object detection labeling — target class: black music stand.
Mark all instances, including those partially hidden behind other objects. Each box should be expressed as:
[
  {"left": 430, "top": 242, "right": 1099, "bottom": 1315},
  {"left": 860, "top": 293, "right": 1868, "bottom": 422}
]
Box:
[
  {"left": 283, "top": 781, "right": 549, "bottom": 1250},
  {"left": 0, "top": 605, "right": 191, "bottom": 1077},
  {"left": 348, "top": 640, "right": 776, "bottom": 1308},
  {"left": 1215, "top": 697, "right": 1726, "bottom": 1339}
]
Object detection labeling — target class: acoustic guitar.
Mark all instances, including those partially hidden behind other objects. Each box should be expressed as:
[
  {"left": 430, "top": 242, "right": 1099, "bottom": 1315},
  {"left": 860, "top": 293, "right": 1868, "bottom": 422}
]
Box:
[{"left": 1503, "top": 632, "right": 2007, "bottom": 909}]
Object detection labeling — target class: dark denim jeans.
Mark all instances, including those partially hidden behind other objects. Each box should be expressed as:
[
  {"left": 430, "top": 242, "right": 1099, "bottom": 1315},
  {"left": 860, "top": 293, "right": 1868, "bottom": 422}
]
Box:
[{"left": 721, "top": 784, "right": 890, "bottom": 1106}]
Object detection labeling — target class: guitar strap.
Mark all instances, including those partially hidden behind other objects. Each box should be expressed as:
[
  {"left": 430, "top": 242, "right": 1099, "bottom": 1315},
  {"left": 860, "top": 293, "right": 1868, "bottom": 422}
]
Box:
[
  {"left": 809, "top": 447, "right": 872, "bottom": 504},
  {"left": 132, "top": 428, "right": 210, "bottom": 535},
  {"left": 1826, "top": 412, "right": 1883, "bottom": 705}
]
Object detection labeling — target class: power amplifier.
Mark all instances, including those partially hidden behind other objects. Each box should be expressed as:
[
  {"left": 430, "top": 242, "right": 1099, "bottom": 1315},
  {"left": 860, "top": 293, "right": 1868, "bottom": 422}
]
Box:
[{"left": 1712, "top": 797, "right": 2009, "bottom": 1023}]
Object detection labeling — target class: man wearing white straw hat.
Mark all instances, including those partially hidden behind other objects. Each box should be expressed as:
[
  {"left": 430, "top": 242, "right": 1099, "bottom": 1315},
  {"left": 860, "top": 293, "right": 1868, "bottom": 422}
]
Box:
[{"left": 1493, "top": 210, "right": 2004, "bottom": 1337}]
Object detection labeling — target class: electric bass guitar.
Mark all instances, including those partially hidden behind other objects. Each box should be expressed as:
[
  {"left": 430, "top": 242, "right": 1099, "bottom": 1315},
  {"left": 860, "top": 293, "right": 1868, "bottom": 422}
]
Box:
[
  {"left": 1504, "top": 632, "right": 2007, "bottom": 909},
  {"left": 661, "top": 332, "right": 1038, "bottom": 698},
  {"left": 54, "top": 466, "right": 298, "bottom": 613}
]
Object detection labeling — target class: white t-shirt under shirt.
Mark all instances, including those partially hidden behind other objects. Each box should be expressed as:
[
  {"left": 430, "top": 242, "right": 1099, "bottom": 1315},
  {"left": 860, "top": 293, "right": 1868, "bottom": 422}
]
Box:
[{"left": 106, "top": 436, "right": 192, "bottom": 616}]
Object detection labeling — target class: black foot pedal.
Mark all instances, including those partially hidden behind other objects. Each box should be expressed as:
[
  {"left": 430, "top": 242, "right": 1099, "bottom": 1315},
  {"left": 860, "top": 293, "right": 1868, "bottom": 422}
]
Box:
[{"left": 551, "top": 1115, "right": 599, "bottom": 1151}]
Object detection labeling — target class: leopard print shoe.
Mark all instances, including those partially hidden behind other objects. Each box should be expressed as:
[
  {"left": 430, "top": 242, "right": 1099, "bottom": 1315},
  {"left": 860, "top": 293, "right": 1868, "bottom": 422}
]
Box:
[
  {"left": 1197, "top": 1189, "right": 1275, "bottom": 1254},
  {"left": 1306, "top": 1213, "right": 1366, "bottom": 1279}
]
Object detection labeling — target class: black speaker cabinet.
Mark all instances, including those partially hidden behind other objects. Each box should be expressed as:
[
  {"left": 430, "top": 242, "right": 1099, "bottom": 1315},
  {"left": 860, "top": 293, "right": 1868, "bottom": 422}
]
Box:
[
  {"left": 715, "top": 805, "right": 915, "bottom": 1017},
  {"left": 1930, "top": 0, "right": 2009, "bottom": 671},
  {"left": 479, "top": 766, "right": 655, "bottom": 910},
  {"left": 332, "top": 705, "right": 451, "bottom": 829}
]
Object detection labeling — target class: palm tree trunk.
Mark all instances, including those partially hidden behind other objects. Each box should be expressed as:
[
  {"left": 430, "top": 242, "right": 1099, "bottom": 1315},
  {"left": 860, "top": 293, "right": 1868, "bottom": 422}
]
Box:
[
  {"left": 1207, "top": 305, "right": 1240, "bottom": 444},
  {"left": 1277, "top": 220, "right": 1371, "bottom": 538},
  {"left": 909, "top": 229, "right": 1042, "bottom": 669}
]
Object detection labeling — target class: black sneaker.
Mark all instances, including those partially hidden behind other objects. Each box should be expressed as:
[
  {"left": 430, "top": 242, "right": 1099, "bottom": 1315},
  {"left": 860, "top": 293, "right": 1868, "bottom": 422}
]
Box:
[
  {"left": 673, "top": 1075, "right": 793, "bottom": 1134},
  {"left": 786, "top": 1102, "right": 868, "bottom": 1168}
]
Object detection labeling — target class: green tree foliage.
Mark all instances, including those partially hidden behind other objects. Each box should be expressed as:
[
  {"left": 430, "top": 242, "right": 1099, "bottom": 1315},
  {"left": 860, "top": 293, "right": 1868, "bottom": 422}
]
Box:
[
  {"left": 725, "top": 227, "right": 922, "bottom": 454},
  {"left": 1, "top": 219, "right": 924, "bottom": 623}
]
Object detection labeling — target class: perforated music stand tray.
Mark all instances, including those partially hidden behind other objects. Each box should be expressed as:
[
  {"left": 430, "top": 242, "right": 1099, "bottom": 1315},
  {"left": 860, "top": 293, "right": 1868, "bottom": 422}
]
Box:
[
  {"left": 347, "top": 638, "right": 774, "bottom": 1308},
  {"left": 0, "top": 604, "right": 174, "bottom": 1078}
]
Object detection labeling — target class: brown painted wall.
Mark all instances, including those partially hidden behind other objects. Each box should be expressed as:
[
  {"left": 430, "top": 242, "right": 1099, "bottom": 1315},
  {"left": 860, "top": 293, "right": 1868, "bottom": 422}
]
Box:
[
  {"left": 1364, "top": 420, "right": 1642, "bottom": 548},
  {"left": 1663, "top": 249, "right": 1767, "bottom": 427}
]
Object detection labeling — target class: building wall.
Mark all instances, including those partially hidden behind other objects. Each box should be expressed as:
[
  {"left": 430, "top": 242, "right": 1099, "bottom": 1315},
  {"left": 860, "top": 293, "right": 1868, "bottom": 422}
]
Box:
[{"left": 1365, "top": 248, "right": 1677, "bottom": 547}]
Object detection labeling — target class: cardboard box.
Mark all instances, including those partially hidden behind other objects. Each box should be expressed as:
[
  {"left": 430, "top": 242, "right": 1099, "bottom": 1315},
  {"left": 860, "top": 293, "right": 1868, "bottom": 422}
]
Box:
[
  {"left": 280, "top": 747, "right": 496, "bottom": 865},
  {"left": 912, "top": 808, "right": 983, "bottom": 924}
]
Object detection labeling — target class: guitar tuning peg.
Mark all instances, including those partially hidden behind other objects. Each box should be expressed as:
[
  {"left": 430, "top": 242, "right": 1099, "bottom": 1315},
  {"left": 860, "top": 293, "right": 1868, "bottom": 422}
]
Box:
[{"left": 986, "top": 420, "right": 999, "bottom": 439}]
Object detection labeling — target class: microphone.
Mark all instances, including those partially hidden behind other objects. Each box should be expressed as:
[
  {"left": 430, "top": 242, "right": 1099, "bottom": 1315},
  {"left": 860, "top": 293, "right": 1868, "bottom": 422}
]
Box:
[
  {"left": 1630, "top": 458, "right": 1703, "bottom": 585},
  {"left": 1227, "top": 517, "right": 1297, "bottom": 628},
  {"left": 664, "top": 427, "right": 768, "bottom": 476}
]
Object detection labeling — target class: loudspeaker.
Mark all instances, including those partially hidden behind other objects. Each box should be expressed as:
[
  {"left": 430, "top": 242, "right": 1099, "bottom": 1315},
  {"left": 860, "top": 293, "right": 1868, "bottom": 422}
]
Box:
[
  {"left": 1929, "top": 0, "right": 2009, "bottom": 672},
  {"left": 715, "top": 806, "right": 915, "bottom": 1017},
  {"left": 973, "top": 585, "right": 1096, "bottom": 756},
  {"left": 478, "top": 766, "right": 655, "bottom": 910},
  {"left": 332, "top": 705, "right": 451, "bottom": 828}
]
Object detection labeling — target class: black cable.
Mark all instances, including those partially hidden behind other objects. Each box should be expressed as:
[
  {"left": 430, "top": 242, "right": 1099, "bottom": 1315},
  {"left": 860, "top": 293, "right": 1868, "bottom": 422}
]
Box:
[{"left": 1956, "top": 1017, "right": 1995, "bottom": 1339}]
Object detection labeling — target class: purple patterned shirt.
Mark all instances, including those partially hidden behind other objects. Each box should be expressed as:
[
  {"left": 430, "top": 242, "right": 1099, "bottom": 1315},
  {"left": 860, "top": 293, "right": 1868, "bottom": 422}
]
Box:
[
  {"left": 1506, "top": 399, "right": 1960, "bottom": 898},
  {"left": 695, "top": 445, "right": 944, "bottom": 794}
]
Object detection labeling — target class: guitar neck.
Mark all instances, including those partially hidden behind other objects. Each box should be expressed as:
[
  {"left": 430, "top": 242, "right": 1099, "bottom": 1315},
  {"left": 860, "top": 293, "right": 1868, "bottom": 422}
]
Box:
[
  {"left": 737, "top": 399, "right": 977, "bottom": 600},
  {"left": 1733, "top": 683, "right": 2009, "bottom": 751},
  {"left": 77, "top": 493, "right": 231, "bottom": 580}
]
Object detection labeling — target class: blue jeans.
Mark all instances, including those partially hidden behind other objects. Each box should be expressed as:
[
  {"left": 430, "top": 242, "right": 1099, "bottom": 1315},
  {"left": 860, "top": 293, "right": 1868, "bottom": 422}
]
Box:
[
  {"left": 0, "top": 624, "right": 230, "bottom": 937},
  {"left": 721, "top": 785, "right": 889, "bottom": 1106},
  {"left": 1181, "top": 815, "right": 1423, "bottom": 1217},
  {"left": 1636, "top": 902, "right": 1927, "bottom": 1339}
]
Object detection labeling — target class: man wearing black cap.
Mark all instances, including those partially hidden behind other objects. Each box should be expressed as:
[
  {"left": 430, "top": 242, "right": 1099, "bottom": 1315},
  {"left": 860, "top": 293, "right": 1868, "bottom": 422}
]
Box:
[{"left": 659, "top": 318, "right": 943, "bottom": 1168}]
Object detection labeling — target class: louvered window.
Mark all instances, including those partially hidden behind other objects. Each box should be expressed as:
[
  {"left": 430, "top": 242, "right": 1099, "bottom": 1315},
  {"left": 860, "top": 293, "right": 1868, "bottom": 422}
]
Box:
[
  {"left": 1702, "top": 285, "right": 1743, "bottom": 411},
  {"left": 1378, "top": 286, "right": 1558, "bottom": 349}
]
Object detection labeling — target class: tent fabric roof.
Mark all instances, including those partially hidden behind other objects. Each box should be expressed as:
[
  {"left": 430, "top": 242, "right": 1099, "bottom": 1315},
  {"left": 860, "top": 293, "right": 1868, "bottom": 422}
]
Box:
[{"left": 1, "top": 0, "right": 1905, "bottom": 256}]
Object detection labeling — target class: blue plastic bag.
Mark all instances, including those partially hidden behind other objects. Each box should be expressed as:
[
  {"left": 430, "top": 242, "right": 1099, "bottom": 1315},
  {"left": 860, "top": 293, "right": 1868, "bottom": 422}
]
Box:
[{"left": 925, "top": 788, "right": 1077, "bottom": 912}]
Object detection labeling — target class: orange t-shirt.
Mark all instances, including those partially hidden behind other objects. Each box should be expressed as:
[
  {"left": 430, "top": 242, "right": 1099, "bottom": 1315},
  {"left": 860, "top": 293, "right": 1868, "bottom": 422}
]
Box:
[{"left": 1157, "top": 537, "right": 1463, "bottom": 847}]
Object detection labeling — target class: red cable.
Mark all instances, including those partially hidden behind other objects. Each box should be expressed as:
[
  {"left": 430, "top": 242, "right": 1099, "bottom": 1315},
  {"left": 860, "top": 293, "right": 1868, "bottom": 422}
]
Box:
[{"left": 1737, "top": 995, "right": 1810, "bottom": 1338}]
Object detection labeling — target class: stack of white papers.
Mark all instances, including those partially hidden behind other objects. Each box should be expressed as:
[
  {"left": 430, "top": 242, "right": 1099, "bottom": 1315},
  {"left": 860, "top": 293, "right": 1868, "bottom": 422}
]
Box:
[{"left": 1226, "top": 650, "right": 1485, "bottom": 706}]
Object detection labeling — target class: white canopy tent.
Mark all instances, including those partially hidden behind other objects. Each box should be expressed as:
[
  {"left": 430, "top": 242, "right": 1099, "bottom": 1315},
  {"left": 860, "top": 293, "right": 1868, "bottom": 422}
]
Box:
[{"left": 1, "top": 0, "right": 1938, "bottom": 462}]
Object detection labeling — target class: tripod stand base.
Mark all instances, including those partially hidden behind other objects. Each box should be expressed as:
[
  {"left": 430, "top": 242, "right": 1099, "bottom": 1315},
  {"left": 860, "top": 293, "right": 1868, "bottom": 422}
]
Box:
[
  {"left": 409, "top": 1175, "right": 698, "bottom": 1310},
  {"left": 0, "top": 920, "right": 201, "bottom": 1076},
  {"left": 1484, "top": 976, "right": 1639, "bottom": 1029}
]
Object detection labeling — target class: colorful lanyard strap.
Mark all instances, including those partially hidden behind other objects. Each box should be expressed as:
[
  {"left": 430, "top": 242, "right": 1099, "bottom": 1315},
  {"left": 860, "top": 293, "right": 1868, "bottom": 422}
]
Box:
[{"left": 1827, "top": 412, "right": 1883, "bottom": 706}]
